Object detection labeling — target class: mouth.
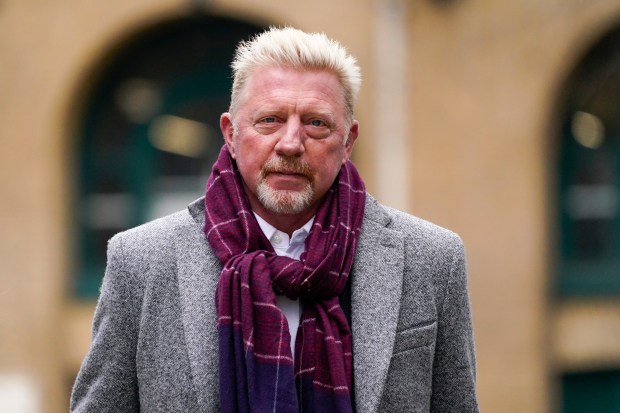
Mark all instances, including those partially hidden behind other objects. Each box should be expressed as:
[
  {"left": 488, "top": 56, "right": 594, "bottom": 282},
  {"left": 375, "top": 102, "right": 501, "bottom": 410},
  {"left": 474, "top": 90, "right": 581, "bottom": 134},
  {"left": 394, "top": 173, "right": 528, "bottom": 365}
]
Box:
[
  {"left": 270, "top": 170, "right": 308, "bottom": 177},
  {"left": 264, "top": 171, "right": 312, "bottom": 191}
]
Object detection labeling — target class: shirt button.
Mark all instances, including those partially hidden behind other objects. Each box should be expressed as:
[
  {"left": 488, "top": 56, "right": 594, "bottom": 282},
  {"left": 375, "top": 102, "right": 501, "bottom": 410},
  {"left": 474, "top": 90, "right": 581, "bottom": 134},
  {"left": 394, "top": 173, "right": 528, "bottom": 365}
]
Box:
[{"left": 273, "top": 234, "right": 282, "bottom": 244}]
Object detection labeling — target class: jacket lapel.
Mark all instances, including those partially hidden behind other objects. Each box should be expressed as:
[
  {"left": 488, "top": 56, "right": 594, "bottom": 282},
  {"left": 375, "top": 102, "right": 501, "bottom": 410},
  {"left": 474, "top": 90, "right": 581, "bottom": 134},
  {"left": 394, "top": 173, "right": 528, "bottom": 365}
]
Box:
[
  {"left": 177, "top": 198, "right": 222, "bottom": 412},
  {"left": 351, "top": 197, "right": 404, "bottom": 413}
]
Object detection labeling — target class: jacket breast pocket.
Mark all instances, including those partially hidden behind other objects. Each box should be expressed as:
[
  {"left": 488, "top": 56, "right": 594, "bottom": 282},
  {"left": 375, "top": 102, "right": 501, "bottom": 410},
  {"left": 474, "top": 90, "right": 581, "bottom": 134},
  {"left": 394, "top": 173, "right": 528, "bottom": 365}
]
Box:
[{"left": 392, "top": 320, "right": 437, "bottom": 355}]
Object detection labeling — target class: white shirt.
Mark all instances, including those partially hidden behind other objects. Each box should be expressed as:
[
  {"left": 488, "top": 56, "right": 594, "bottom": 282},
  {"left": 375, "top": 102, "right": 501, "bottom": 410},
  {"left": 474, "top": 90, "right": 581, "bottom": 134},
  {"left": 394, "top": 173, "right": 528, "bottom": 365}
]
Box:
[{"left": 254, "top": 213, "right": 314, "bottom": 354}]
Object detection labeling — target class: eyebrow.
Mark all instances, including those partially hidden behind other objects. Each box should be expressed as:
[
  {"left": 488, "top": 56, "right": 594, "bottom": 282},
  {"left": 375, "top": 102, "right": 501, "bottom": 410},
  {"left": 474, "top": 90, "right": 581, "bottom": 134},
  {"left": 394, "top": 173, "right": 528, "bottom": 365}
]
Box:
[{"left": 250, "top": 107, "right": 286, "bottom": 119}]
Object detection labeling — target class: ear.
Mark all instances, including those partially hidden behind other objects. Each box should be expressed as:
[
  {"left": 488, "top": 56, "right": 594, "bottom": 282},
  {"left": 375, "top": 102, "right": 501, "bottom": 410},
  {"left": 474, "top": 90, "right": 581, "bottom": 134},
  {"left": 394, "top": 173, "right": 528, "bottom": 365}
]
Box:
[
  {"left": 220, "top": 113, "right": 236, "bottom": 159},
  {"left": 342, "top": 120, "right": 359, "bottom": 163}
]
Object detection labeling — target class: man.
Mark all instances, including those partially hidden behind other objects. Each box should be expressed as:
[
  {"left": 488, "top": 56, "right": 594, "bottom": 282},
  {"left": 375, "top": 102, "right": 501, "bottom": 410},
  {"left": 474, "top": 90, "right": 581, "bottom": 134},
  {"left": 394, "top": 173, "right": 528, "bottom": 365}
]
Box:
[{"left": 71, "top": 27, "right": 479, "bottom": 413}]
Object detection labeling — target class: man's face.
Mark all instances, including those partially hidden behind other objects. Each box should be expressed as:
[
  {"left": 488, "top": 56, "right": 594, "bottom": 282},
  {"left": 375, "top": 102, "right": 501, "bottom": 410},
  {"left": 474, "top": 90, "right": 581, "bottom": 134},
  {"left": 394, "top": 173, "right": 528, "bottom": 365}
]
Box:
[{"left": 221, "top": 66, "right": 358, "bottom": 222}]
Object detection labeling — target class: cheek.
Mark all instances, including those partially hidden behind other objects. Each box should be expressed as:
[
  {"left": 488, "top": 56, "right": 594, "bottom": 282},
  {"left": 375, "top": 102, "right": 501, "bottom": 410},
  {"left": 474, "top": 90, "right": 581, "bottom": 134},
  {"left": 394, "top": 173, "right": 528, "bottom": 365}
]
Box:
[
  {"left": 313, "top": 155, "right": 345, "bottom": 187},
  {"left": 235, "top": 149, "right": 265, "bottom": 182}
]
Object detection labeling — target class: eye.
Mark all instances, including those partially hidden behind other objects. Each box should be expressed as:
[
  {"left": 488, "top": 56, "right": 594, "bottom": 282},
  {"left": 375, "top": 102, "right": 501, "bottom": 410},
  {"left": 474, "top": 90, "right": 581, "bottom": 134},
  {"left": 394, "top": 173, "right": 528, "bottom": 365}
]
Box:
[
  {"left": 310, "top": 119, "right": 325, "bottom": 127},
  {"left": 261, "top": 116, "right": 277, "bottom": 123}
]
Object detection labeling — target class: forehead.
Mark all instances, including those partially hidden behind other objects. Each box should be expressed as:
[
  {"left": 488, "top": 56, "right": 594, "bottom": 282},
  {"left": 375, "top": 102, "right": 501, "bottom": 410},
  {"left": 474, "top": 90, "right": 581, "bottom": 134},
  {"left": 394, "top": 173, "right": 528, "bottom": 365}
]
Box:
[{"left": 239, "top": 66, "right": 346, "bottom": 113}]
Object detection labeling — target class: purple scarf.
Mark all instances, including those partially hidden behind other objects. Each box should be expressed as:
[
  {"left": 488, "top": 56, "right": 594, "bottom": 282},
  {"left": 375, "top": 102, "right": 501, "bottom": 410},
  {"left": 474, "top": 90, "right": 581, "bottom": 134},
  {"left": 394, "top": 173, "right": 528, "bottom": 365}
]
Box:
[{"left": 203, "top": 146, "right": 365, "bottom": 413}]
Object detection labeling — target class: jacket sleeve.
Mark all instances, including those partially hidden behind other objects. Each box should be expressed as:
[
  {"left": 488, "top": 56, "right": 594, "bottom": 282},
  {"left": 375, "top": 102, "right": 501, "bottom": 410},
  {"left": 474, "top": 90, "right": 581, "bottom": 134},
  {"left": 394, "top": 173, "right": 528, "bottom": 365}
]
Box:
[
  {"left": 70, "top": 234, "right": 142, "bottom": 412},
  {"left": 430, "top": 240, "right": 479, "bottom": 413}
]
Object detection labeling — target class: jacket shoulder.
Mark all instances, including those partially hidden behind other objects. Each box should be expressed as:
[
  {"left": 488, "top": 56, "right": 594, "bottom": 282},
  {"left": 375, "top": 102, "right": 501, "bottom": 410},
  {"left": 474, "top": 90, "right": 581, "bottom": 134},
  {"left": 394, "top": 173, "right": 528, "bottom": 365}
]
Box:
[
  {"left": 107, "top": 206, "right": 206, "bottom": 277},
  {"left": 384, "top": 205, "right": 463, "bottom": 253},
  {"left": 113, "top": 207, "right": 196, "bottom": 244},
  {"left": 364, "top": 195, "right": 463, "bottom": 255}
]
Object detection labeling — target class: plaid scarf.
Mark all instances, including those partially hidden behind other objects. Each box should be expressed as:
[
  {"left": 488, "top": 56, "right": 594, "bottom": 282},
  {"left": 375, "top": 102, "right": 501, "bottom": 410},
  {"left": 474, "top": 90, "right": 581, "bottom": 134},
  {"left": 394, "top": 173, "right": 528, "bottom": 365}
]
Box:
[{"left": 204, "top": 146, "right": 365, "bottom": 413}]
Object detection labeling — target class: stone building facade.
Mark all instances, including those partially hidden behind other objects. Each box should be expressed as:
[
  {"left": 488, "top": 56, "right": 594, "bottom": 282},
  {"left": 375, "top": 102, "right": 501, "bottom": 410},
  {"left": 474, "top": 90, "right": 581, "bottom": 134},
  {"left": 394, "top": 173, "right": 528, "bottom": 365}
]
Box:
[{"left": 2, "top": 0, "right": 620, "bottom": 411}]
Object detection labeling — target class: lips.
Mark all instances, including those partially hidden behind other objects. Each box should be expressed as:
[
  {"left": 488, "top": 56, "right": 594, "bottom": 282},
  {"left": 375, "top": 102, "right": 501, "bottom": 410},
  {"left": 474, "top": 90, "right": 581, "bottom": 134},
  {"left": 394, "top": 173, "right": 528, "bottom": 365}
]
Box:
[
  {"left": 265, "top": 171, "right": 312, "bottom": 186},
  {"left": 271, "top": 170, "right": 307, "bottom": 177}
]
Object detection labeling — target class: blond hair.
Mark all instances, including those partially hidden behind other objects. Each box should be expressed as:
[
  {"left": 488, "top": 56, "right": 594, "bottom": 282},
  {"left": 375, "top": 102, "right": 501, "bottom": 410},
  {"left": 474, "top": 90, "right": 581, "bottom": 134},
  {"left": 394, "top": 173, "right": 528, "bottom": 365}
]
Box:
[{"left": 229, "top": 27, "right": 362, "bottom": 120}]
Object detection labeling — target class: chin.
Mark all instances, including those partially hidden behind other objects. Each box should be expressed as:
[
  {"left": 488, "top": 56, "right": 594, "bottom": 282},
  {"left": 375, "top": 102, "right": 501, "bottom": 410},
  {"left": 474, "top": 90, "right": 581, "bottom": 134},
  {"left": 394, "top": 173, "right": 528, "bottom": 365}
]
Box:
[{"left": 257, "top": 183, "right": 313, "bottom": 215}]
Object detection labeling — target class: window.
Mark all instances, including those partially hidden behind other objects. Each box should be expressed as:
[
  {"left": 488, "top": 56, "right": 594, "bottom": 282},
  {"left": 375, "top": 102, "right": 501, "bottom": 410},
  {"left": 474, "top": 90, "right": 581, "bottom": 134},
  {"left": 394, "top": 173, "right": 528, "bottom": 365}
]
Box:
[
  {"left": 557, "top": 25, "right": 620, "bottom": 296},
  {"left": 562, "top": 370, "right": 620, "bottom": 412},
  {"left": 74, "top": 16, "right": 264, "bottom": 297}
]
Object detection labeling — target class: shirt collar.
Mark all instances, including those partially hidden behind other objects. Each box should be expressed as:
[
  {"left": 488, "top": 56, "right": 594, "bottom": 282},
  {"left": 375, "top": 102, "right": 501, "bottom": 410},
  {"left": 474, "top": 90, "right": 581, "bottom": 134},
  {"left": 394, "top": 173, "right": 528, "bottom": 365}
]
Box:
[{"left": 253, "top": 213, "right": 314, "bottom": 243}]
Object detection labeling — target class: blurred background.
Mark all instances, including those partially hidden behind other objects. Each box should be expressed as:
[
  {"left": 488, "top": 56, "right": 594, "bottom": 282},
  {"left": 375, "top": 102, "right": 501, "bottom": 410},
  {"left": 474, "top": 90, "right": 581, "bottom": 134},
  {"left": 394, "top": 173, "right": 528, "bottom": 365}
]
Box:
[{"left": 2, "top": 0, "right": 620, "bottom": 411}]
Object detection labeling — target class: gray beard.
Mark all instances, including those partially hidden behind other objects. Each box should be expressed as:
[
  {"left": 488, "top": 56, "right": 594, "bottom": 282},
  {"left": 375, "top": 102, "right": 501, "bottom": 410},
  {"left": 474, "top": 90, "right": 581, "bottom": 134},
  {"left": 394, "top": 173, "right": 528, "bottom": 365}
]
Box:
[{"left": 256, "top": 180, "right": 314, "bottom": 215}]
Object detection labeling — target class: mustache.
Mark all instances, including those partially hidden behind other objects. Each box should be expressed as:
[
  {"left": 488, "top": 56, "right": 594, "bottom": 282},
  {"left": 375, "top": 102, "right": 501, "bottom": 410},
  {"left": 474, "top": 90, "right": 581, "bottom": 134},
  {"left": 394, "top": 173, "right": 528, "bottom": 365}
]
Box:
[{"left": 260, "top": 157, "right": 313, "bottom": 182}]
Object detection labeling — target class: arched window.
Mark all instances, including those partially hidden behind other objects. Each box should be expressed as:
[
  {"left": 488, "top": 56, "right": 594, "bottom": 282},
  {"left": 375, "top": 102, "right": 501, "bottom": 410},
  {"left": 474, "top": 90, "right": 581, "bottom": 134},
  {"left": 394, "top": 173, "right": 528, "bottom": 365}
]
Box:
[
  {"left": 74, "top": 16, "right": 265, "bottom": 297},
  {"left": 556, "top": 22, "right": 620, "bottom": 413},
  {"left": 557, "top": 25, "right": 620, "bottom": 296}
]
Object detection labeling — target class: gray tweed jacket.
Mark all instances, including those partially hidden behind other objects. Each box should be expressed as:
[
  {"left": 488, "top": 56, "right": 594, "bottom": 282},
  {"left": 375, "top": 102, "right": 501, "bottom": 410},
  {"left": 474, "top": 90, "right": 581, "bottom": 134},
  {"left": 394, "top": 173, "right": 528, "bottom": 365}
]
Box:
[{"left": 71, "top": 195, "right": 479, "bottom": 412}]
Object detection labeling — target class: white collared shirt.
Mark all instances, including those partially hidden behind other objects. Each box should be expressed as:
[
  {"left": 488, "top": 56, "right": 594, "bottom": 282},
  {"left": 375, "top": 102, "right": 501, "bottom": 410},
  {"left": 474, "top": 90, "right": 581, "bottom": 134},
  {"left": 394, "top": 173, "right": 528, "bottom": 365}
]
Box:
[{"left": 254, "top": 213, "right": 314, "bottom": 354}]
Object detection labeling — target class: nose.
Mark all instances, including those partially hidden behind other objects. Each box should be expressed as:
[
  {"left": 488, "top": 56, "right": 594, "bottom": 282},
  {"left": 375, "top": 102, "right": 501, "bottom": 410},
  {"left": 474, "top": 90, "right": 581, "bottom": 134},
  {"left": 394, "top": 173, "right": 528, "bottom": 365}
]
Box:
[{"left": 274, "top": 117, "right": 304, "bottom": 157}]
